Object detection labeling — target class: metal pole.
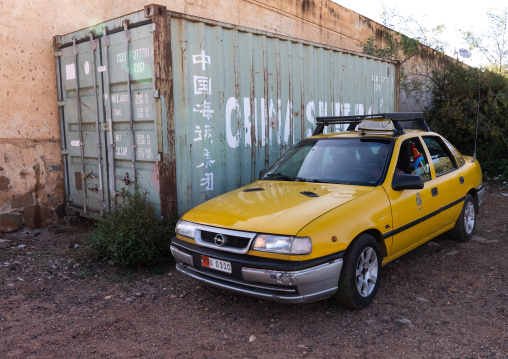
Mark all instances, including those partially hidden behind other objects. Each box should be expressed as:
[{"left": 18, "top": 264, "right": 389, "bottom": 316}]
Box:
[
  {"left": 72, "top": 37, "right": 88, "bottom": 215},
  {"left": 101, "top": 28, "right": 117, "bottom": 209},
  {"left": 123, "top": 20, "right": 137, "bottom": 191},
  {"left": 89, "top": 32, "right": 105, "bottom": 216},
  {"left": 54, "top": 51, "right": 71, "bottom": 204}
]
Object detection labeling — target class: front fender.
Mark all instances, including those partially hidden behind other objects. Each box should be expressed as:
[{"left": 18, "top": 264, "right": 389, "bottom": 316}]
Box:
[{"left": 293, "top": 186, "right": 392, "bottom": 261}]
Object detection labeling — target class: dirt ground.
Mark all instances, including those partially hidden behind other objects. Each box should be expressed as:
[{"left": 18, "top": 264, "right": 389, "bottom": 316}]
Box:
[{"left": 1, "top": 182, "right": 507, "bottom": 359}]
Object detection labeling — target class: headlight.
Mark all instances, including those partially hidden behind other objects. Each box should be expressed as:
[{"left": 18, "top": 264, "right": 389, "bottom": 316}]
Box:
[
  {"left": 252, "top": 234, "right": 312, "bottom": 255},
  {"left": 175, "top": 220, "right": 196, "bottom": 239}
]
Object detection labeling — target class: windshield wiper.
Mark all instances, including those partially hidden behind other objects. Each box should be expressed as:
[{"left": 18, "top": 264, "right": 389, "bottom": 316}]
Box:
[
  {"left": 293, "top": 176, "right": 307, "bottom": 182},
  {"left": 265, "top": 173, "right": 307, "bottom": 182},
  {"left": 307, "top": 179, "right": 327, "bottom": 183},
  {"left": 265, "top": 173, "right": 292, "bottom": 180},
  {"left": 307, "top": 178, "right": 352, "bottom": 185}
]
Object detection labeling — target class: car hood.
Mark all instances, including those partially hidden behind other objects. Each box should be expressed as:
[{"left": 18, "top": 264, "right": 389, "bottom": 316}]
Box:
[{"left": 182, "top": 181, "right": 375, "bottom": 235}]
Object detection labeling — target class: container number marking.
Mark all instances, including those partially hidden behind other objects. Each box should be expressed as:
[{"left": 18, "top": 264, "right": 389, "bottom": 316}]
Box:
[{"left": 133, "top": 62, "right": 145, "bottom": 73}]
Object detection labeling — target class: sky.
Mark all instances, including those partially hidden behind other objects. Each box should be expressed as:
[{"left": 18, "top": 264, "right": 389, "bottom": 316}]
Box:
[{"left": 332, "top": 0, "right": 504, "bottom": 68}]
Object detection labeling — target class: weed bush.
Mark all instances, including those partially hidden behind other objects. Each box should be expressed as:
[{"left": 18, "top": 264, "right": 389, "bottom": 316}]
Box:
[{"left": 88, "top": 189, "right": 175, "bottom": 268}]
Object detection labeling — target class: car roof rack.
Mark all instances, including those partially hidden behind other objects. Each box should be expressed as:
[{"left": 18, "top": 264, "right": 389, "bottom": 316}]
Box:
[{"left": 313, "top": 112, "right": 429, "bottom": 136}]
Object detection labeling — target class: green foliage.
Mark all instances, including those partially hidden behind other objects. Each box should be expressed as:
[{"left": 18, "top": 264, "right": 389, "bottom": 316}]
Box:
[
  {"left": 425, "top": 62, "right": 508, "bottom": 179},
  {"left": 88, "top": 189, "right": 175, "bottom": 268},
  {"left": 360, "top": 31, "right": 420, "bottom": 63}
]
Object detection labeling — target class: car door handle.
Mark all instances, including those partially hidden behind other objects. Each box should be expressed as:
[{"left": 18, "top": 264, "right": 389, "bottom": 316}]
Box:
[
  {"left": 459, "top": 176, "right": 464, "bottom": 184},
  {"left": 431, "top": 187, "right": 438, "bottom": 197}
]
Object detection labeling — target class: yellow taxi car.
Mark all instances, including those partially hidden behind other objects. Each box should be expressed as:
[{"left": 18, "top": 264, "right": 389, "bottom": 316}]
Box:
[{"left": 170, "top": 113, "right": 485, "bottom": 308}]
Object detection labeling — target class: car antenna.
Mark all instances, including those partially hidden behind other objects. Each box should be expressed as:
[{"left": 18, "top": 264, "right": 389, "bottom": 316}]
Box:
[{"left": 473, "top": 71, "right": 481, "bottom": 162}]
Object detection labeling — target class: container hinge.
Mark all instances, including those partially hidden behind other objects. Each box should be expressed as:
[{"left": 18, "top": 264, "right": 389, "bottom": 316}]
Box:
[
  {"left": 153, "top": 89, "right": 160, "bottom": 98},
  {"left": 54, "top": 50, "right": 63, "bottom": 58},
  {"left": 156, "top": 153, "right": 162, "bottom": 161},
  {"left": 61, "top": 149, "right": 70, "bottom": 155},
  {"left": 90, "top": 34, "right": 97, "bottom": 51},
  {"left": 81, "top": 170, "right": 97, "bottom": 179},
  {"left": 101, "top": 122, "right": 109, "bottom": 131},
  {"left": 67, "top": 196, "right": 73, "bottom": 202},
  {"left": 88, "top": 184, "right": 100, "bottom": 192},
  {"left": 72, "top": 37, "right": 79, "bottom": 55},
  {"left": 102, "top": 31, "right": 110, "bottom": 46},
  {"left": 58, "top": 101, "right": 66, "bottom": 107},
  {"left": 123, "top": 21, "right": 131, "bottom": 42},
  {"left": 150, "top": 24, "right": 157, "bottom": 33},
  {"left": 117, "top": 173, "right": 134, "bottom": 185}
]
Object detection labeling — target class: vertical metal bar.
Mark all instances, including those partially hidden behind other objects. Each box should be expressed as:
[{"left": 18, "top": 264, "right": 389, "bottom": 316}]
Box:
[
  {"left": 89, "top": 32, "right": 105, "bottom": 216},
  {"left": 72, "top": 37, "right": 88, "bottom": 215},
  {"left": 123, "top": 20, "right": 137, "bottom": 190},
  {"left": 395, "top": 60, "right": 401, "bottom": 112},
  {"left": 101, "top": 29, "right": 116, "bottom": 209},
  {"left": 263, "top": 35, "right": 270, "bottom": 171},
  {"left": 54, "top": 52, "right": 71, "bottom": 204}
]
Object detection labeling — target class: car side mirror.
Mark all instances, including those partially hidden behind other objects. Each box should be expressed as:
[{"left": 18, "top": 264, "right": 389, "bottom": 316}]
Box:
[{"left": 392, "top": 174, "right": 424, "bottom": 191}]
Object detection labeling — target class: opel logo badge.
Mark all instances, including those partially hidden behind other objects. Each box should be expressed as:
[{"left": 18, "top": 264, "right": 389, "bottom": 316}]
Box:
[{"left": 214, "top": 234, "right": 227, "bottom": 246}]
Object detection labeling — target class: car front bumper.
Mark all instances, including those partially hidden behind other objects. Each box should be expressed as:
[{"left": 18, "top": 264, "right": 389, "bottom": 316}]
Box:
[{"left": 170, "top": 237, "right": 343, "bottom": 303}]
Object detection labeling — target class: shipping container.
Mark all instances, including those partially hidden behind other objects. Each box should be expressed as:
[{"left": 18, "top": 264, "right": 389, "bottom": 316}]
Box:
[{"left": 53, "top": 4, "right": 398, "bottom": 219}]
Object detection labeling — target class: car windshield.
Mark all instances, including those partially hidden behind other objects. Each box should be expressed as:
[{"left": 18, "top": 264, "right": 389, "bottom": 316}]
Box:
[{"left": 261, "top": 138, "right": 392, "bottom": 186}]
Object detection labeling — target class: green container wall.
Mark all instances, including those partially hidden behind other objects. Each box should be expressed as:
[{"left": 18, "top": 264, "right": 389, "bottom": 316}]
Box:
[{"left": 54, "top": 5, "right": 397, "bottom": 219}]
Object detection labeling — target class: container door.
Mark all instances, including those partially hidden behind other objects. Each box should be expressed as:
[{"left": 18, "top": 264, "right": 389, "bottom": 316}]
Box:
[
  {"left": 59, "top": 34, "right": 107, "bottom": 216},
  {"left": 100, "top": 21, "right": 159, "bottom": 213},
  {"left": 57, "top": 20, "right": 159, "bottom": 219}
]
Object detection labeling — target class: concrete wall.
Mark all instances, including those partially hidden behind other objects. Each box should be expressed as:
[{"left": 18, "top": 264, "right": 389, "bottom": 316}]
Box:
[{"left": 0, "top": 0, "right": 444, "bottom": 231}]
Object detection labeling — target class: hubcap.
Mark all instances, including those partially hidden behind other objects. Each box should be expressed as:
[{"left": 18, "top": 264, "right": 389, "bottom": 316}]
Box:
[
  {"left": 464, "top": 201, "right": 475, "bottom": 235},
  {"left": 356, "top": 247, "right": 378, "bottom": 297}
]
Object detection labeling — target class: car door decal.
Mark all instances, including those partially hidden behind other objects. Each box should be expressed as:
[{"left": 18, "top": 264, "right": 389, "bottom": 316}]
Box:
[{"left": 416, "top": 192, "right": 423, "bottom": 211}]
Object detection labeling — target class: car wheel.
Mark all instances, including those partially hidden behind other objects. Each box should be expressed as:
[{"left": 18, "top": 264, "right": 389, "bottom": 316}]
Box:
[
  {"left": 451, "top": 193, "right": 477, "bottom": 242},
  {"left": 335, "top": 234, "right": 381, "bottom": 309}
]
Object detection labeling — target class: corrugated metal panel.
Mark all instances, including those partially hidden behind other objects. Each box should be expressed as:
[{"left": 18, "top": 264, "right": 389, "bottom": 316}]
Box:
[
  {"left": 170, "top": 14, "right": 396, "bottom": 214},
  {"left": 54, "top": 5, "right": 397, "bottom": 219}
]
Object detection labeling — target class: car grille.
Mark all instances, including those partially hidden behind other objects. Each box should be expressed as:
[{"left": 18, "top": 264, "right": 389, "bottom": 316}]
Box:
[{"left": 200, "top": 230, "right": 251, "bottom": 249}]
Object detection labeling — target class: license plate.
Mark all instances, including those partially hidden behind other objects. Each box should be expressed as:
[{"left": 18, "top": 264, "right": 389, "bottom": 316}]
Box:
[{"left": 201, "top": 255, "right": 232, "bottom": 274}]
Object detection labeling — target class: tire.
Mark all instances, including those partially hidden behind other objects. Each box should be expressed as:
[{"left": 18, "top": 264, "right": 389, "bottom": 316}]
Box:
[
  {"left": 335, "top": 234, "right": 381, "bottom": 309},
  {"left": 451, "top": 193, "right": 477, "bottom": 242}
]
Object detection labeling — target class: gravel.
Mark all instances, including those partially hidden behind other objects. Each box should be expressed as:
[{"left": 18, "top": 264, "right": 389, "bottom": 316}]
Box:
[{"left": 1, "top": 182, "right": 507, "bottom": 358}]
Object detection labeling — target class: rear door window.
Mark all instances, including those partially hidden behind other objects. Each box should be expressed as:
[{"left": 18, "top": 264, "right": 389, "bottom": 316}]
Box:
[
  {"left": 423, "top": 137, "right": 457, "bottom": 176},
  {"left": 442, "top": 138, "right": 466, "bottom": 167}
]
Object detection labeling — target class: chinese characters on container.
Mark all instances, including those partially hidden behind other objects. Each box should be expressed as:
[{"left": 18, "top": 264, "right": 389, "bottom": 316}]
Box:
[{"left": 192, "top": 50, "right": 215, "bottom": 193}]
